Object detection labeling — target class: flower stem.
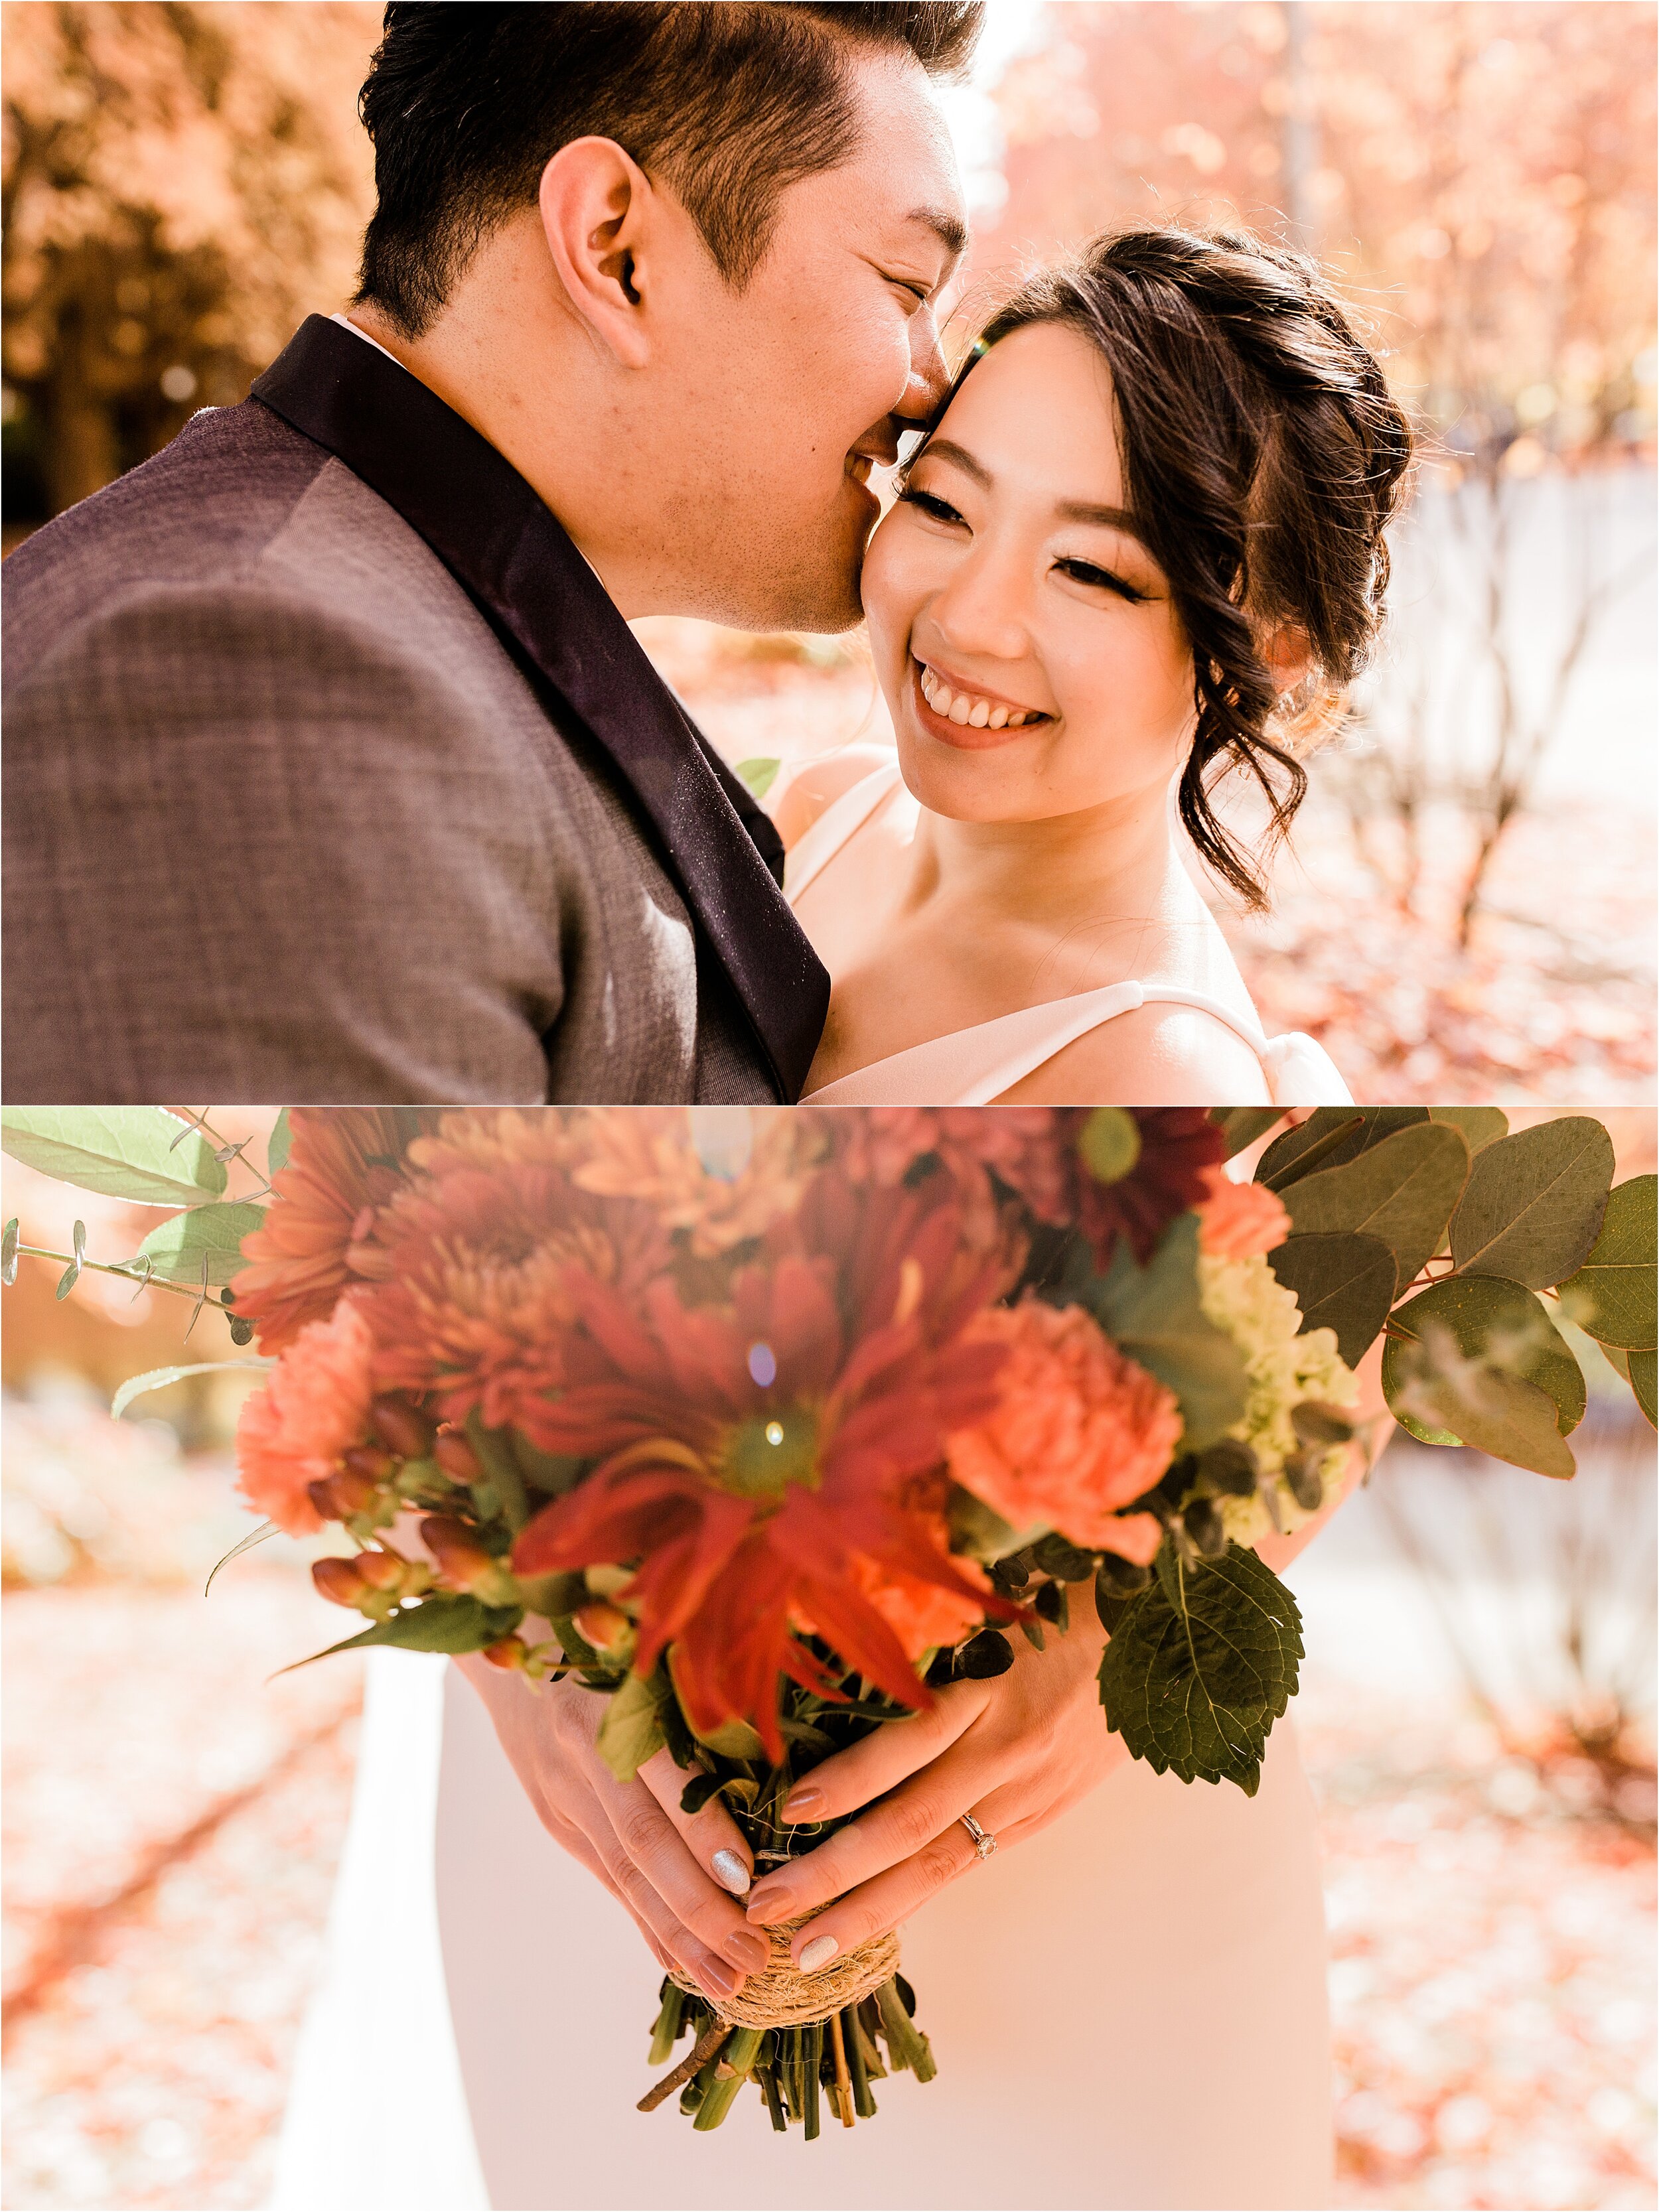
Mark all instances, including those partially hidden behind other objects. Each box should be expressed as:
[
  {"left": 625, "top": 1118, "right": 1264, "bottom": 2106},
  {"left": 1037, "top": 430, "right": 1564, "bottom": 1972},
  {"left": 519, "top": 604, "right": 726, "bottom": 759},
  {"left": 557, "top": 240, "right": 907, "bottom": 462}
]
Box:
[{"left": 691, "top": 2026, "right": 764, "bottom": 2131}]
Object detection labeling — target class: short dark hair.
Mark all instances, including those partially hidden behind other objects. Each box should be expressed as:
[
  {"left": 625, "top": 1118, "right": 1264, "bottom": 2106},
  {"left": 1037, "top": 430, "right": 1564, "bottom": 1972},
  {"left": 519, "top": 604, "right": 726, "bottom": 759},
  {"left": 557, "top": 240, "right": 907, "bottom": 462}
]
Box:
[
  {"left": 356, "top": 2, "right": 982, "bottom": 337},
  {"left": 970, "top": 228, "right": 1413, "bottom": 908}
]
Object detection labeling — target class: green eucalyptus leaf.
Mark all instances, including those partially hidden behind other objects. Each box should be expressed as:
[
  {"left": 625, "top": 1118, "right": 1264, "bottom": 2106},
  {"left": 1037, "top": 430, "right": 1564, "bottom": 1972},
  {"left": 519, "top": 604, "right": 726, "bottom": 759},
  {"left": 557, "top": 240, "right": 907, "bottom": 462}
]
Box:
[
  {"left": 597, "top": 1671, "right": 670, "bottom": 1783},
  {"left": 1208, "top": 1108, "right": 1285, "bottom": 1160},
  {"left": 113, "top": 1357, "right": 274, "bottom": 1418},
  {"left": 1384, "top": 1276, "right": 1584, "bottom": 1476},
  {"left": 1281, "top": 1122, "right": 1469, "bottom": 1291},
  {"left": 0, "top": 1216, "right": 18, "bottom": 1287},
  {"left": 1258, "top": 1107, "right": 1428, "bottom": 1192},
  {"left": 204, "top": 1519, "right": 280, "bottom": 1596},
  {"left": 274, "top": 1595, "right": 523, "bottom": 1674},
  {"left": 1448, "top": 1117, "right": 1614, "bottom": 1289},
  {"left": 1555, "top": 1175, "right": 1657, "bottom": 1351},
  {"left": 1267, "top": 1231, "right": 1398, "bottom": 1369},
  {"left": 137, "top": 1202, "right": 269, "bottom": 1286},
  {"left": 267, "top": 1108, "right": 293, "bottom": 1178},
  {"left": 1428, "top": 1106, "right": 1508, "bottom": 1153},
  {"left": 1628, "top": 1348, "right": 1656, "bottom": 1427},
  {"left": 1097, "top": 1541, "right": 1303, "bottom": 1794},
  {"left": 1, "top": 1107, "right": 228, "bottom": 1206},
  {"left": 735, "top": 757, "right": 782, "bottom": 801},
  {"left": 1072, "top": 1213, "right": 1249, "bottom": 1450}
]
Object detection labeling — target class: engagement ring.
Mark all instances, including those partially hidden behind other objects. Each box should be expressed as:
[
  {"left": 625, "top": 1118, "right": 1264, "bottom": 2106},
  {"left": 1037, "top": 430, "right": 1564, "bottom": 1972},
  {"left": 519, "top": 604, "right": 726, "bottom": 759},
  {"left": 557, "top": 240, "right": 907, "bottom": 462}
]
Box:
[{"left": 960, "top": 1813, "right": 997, "bottom": 1860}]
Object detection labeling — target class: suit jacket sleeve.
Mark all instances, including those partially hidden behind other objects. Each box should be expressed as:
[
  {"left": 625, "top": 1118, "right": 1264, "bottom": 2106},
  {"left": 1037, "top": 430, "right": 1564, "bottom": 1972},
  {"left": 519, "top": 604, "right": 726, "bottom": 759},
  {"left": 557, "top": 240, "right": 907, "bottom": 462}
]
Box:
[{"left": 5, "top": 580, "right": 569, "bottom": 1102}]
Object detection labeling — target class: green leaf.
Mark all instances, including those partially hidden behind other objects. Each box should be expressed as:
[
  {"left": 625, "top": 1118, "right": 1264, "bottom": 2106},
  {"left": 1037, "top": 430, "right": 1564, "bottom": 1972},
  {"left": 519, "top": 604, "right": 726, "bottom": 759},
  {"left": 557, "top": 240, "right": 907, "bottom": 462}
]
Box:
[
  {"left": 1, "top": 1217, "right": 18, "bottom": 1288},
  {"left": 1448, "top": 1117, "right": 1614, "bottom": 1290},
  {"left": 275, "top": 1595, "right": 523, "bottom": 1673},
  {"left": 1072, "top": 1213, "right": 1250, "bottom": 1450},
  {"left": 1267, "top": 1232, "right": 1398, "bottom": 1369},
  {"left": 136, "top": 1202, "right": 268, "bottom": 1286},
  {"left": 680, "top": 1771, "right": 727, "bottom": 1817},
  {"left": 1555, "top": 1174, "right": 1657, "bottom": 1351},
  {"left": 1209, "top": 1107, "right": 1284, "bottom": 1159},
  {"left": 465, "top": 1413, "right": 530, "bottom": 1533},
  {"left": 113, "top": 1357, "right": 274, "bottom": 1418},
  {"left": 1428, "top": 1107, "right": 1508, "bottom": 1154},
  {"left": 1384, "top": 1276, "right": 1585, "bottom": 1476},
  {"left": 1628, "top": 1348, "right": 1656, "bottom": 1427},
  {"left": 1258, "top": 1107, "right": 1427, "bottom": 1192},
  {"left": 267, "top": 1108, "right": 293, "bottom": 1178},
  {"left": 735, "top": 756, "right": 781, "bottom": 801},
  {"left": 1281, "top": 1123, "right": 1470, "bottom": 1291},
  {"left": 597, "top": 1671, "right": 670, "bottom": 1783},
  {"left": 1098, "top": 1541, "right": 1303, "bottom": 1793},
  {"left": 1, "top": 1107, "right": 228, "bottom": 1206}
]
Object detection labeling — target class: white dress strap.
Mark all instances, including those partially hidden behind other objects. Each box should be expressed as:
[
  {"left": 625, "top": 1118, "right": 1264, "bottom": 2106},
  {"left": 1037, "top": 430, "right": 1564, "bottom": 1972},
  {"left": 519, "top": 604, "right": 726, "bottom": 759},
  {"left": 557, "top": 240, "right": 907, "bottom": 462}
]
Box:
[
  {"left": 803, "top": 981, "right": 1352, "bottom": 1107},
  {"left": 783, "top": 760, "right": 905, "bottom": 904}
]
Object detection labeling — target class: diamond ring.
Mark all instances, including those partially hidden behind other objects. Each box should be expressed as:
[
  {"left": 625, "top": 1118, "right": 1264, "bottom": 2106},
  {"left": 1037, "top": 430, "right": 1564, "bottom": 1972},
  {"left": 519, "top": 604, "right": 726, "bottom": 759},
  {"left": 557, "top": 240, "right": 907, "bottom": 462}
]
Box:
[{"left": 960, "top": 1812, "right": 997, "bottom": 1860}]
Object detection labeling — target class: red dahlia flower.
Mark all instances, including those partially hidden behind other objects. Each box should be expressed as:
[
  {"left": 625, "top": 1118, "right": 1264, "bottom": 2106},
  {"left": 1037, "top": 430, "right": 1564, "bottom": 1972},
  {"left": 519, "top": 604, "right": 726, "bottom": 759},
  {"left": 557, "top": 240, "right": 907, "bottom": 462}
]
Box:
[
  {"left": 995, "top": 1109, "right": 1225, "bottom": 1268},
  {"left": 513, "top": 1174, "right": 1017, "bottom": 1759},
  {"left": 231, "top": 1109, "right": 439, "bottom": 1352}
]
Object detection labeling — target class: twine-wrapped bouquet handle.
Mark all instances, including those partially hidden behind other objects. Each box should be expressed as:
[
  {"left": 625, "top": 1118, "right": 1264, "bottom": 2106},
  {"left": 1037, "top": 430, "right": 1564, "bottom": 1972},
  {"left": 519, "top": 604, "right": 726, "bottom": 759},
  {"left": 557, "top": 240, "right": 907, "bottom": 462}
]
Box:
[{"left": 671, "top": 1915, "right": 901, "bottom": 2029}]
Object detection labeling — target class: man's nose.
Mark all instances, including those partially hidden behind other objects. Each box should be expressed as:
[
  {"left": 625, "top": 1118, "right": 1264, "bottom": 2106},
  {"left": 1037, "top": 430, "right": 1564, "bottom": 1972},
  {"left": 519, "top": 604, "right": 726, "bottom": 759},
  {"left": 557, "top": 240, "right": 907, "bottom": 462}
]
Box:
[{"left": 899, "top": 305, "right": 951, "bottom": 425}]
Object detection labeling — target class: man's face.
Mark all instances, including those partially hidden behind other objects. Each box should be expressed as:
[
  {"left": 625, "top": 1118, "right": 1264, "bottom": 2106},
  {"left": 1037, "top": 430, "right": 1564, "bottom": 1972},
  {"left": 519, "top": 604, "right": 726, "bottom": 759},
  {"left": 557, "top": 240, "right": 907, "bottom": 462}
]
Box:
[{"left": 652, "top": 52, "right": 967, "bottom": 632}]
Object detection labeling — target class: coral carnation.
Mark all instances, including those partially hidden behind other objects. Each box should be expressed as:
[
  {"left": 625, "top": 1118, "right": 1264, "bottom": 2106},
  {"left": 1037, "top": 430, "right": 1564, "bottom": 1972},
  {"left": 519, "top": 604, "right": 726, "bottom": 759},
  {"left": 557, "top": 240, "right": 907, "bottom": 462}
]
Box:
[
  {"left": 235, "top": 1299, "right": 377, "bottom": 1535},
  {"left": 1196, "top": 1166, "right": 1291, "bottom": 1259},
  {"left": 231, "top": 1109, "right": 437, "bottom": 1352},
  {"left": 946, "top": 1299, "right": 1180, "bottom": 1555}
]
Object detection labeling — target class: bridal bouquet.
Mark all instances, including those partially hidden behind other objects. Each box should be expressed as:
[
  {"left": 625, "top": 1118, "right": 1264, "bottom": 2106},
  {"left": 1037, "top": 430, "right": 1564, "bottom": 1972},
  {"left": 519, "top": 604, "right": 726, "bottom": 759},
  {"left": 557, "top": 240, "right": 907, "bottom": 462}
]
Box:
[{"left": 3, "top": 1103, "right": 1652, "bottom": 2138}]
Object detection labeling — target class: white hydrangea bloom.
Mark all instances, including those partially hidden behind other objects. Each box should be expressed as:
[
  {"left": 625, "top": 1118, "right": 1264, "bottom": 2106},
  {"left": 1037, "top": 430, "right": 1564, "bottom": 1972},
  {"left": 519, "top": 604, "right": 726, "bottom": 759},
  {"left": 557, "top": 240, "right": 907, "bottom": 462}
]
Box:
[{"left": 1198, "top": 1251, "right": 1358, "bottom": 1545}]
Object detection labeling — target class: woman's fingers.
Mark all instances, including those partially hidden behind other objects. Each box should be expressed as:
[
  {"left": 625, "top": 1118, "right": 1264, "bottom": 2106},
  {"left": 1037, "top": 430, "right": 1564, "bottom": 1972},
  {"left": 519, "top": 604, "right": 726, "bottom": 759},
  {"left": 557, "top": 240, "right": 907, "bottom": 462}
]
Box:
[
  {"left": 636, "top": 1744, "right": 755, "bottom": 1898},
  {"left": 778, "top": 1805, "right": 1035, "bottom": 1972},
  {"left": 747, "top": 1736, "right": 993, "bottom": 1925},
  {"left": 777, "top": 1682, "right": 985, "bottom": 1829},
  {"left": 587, "top": 1762, "right": 772, "bottom": 1978}
]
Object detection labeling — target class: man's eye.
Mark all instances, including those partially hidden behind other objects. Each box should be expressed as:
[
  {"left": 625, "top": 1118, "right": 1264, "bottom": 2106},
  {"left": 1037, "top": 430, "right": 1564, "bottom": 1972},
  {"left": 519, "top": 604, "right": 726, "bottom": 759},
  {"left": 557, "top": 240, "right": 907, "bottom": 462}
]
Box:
[
  {"left": 899, "top": 488, "right": 965, "bottom": 526},
  {"left": 1056, "top": 557, "right": 1149, "bottom": 604}
]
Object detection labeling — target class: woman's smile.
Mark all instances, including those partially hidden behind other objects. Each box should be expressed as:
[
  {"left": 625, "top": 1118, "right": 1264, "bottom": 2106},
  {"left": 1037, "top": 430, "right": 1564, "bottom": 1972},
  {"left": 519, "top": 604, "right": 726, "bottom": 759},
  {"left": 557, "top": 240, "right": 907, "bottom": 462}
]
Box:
[{"left": 910, "top": 654, "right": 1052, "bottom": 749}]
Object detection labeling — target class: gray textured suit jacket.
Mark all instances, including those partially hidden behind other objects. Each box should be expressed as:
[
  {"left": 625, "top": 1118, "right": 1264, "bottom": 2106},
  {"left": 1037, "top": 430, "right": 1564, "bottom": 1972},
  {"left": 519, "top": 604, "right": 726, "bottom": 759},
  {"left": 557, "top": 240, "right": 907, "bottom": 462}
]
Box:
[{"left": 3, "top": 316, "right": 830, "bottom": 1105}]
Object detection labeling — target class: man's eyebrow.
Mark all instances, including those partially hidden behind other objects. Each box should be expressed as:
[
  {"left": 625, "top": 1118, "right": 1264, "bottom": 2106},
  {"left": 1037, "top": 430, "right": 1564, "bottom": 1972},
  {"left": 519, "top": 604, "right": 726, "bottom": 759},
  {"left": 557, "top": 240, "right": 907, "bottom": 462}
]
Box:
[
  {"left": 906, "top": 204, "right": 969, "bottom": 265},
  {"left": 919, "top": 439, "right": 1151, "bottom": 545}
]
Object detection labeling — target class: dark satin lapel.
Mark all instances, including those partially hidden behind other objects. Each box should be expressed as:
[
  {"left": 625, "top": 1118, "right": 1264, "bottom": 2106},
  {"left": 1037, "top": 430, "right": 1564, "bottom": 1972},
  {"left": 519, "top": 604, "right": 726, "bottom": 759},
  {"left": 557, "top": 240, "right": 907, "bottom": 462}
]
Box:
[{"left": 250, "top": 315, "right": 828, "bottom": 1101}]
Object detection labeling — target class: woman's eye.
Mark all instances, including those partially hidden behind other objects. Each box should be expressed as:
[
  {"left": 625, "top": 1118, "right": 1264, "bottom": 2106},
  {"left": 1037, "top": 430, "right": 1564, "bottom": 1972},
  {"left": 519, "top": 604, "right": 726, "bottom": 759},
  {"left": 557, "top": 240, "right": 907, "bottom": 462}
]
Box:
[
  {"left": 1056, "top": 557, "right": 1149, "bottom": 604},
  {"left": 899, "top": 488, "right": 966, "bottom": 527}
]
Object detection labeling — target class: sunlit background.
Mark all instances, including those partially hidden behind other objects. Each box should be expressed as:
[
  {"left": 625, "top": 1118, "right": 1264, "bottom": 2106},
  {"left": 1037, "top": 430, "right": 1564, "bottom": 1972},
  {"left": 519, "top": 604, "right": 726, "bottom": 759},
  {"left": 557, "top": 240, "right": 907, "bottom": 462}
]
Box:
[
  {"left": 2, "top": 1106, "right": 1654, "bottom": 2212},
  {"left": 3, "top": 0, "right": 1654, "bottom": 1104}
]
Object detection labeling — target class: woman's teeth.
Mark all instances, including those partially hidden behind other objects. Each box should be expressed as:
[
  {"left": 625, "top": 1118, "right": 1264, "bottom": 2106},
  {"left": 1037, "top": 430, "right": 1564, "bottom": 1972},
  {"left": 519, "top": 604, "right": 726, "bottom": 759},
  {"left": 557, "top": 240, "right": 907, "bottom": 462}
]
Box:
[{"left": 918, "top": 664, "right": 1036, "bottom": 729}]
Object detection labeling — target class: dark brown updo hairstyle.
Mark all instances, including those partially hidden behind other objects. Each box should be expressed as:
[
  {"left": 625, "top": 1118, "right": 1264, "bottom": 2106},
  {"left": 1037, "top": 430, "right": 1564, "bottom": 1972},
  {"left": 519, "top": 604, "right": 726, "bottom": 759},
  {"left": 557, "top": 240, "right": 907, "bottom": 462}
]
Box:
[{"left": 969, "top": 226, "right": 1414, "bottom": 907}]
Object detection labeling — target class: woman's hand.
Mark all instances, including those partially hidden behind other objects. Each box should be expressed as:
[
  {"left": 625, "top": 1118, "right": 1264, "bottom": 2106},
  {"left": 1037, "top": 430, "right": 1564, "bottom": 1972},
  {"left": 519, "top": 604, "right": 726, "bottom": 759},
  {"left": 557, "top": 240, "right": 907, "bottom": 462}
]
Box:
[
  {"left": 743, "top": 1582, "right": 1126, "bottom": 1970},
  {"left": 455, "top": 1653, "right": 772, "bottom": 2004}
]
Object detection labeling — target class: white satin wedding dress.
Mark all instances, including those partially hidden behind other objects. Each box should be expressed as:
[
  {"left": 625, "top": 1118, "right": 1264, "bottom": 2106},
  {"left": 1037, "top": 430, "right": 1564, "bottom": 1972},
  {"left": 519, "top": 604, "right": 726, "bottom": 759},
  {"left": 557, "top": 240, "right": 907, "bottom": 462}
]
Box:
[{"left": 273, "top": 1653, "right": 1334, "bottom": 2212}]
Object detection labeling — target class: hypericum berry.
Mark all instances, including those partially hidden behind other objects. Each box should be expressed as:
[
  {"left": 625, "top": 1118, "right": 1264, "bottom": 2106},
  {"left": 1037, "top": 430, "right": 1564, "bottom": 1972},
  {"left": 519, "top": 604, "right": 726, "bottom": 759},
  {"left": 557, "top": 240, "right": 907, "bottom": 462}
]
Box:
[
  {"left": 342, "top": 1444, "right": 398, "bottom": 1483},
  {"left": 482, "top": 1635, "right": 528, "bottom": 1671},
  {"left": 433, "top": 1429, "right": 482, "bottom": 1484},
  {"left": 572, "top": 1601, "right": 634, "bottom": 1659},
  {"left": 312, "top": 1556, "right": 367, "bottom": 1608},
  {"left": 353, "top": 1549, "right": 408, "bottom": 1592},
  {"left": 370, "top": 1395, "right": 436, "bottom": 1461}
]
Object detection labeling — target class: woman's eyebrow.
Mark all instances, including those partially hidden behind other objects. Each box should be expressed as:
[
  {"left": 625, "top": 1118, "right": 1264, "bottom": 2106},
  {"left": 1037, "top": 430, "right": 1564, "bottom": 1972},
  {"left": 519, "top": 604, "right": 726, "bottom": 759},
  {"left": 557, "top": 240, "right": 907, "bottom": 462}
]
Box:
[{"left": 922, "top": 440, "right": 1150, "bottom": 545}]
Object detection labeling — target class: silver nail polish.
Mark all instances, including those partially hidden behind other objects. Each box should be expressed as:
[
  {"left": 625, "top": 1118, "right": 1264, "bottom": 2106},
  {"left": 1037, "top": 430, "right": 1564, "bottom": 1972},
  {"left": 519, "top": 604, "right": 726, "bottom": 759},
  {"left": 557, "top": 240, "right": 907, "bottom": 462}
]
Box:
[
  {"left": 797, "top": 1933, "right": 839, "bottom": 1973},
  {"left": 711, "top": 1848, "right": 751, "bottom": 1896}
]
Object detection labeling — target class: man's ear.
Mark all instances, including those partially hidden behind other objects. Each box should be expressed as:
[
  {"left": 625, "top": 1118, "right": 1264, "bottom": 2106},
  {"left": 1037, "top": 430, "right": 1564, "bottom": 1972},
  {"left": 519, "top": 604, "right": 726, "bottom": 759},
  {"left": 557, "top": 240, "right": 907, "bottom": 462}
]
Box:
[{"left": 538, "top": 135, "right": 656, "bottom": 368}]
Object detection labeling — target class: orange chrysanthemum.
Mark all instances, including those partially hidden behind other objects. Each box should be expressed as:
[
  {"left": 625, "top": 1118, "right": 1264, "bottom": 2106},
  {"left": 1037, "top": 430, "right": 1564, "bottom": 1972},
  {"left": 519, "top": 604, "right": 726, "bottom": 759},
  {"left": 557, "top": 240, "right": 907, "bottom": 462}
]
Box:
[
  {"left": 567, "top": 1108, "right": 828, "bottom": 1255},
  {"left": 231, "top": 1109, "right": 438, "bottom": 1352},
  {"left": 1196, "top": 1166, "right": 1291, "bottom": 1259},
  {"left": 360, "top": 1136, "right": 668, "bottom": 1434},
  {"left": 234, "top": 1298, "right": 377, "bottom": 1535},
  {"left": 946, "top": 1298, "right": 1179, "bottom": 1557},
  {"left": 845, "top": 1512, "right": 994, "bottom": 1661}
]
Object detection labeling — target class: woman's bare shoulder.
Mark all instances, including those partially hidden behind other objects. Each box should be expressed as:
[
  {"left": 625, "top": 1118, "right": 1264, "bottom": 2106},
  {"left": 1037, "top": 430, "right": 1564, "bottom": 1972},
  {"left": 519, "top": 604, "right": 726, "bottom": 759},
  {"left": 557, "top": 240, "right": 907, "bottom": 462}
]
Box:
[
  {"left": 770, "top": 744, "right": 898, "bottom": 852},
  {"left": 995, "top": 1000, "right": 1273, "bottom": 1107}
]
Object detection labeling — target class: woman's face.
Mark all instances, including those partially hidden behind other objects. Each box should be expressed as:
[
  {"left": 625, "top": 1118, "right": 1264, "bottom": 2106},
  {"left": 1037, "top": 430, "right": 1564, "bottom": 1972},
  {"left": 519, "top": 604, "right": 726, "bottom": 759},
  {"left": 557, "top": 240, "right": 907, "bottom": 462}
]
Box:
[{"left": 861, "top": 320, "right": 1196, "bottom": 824}]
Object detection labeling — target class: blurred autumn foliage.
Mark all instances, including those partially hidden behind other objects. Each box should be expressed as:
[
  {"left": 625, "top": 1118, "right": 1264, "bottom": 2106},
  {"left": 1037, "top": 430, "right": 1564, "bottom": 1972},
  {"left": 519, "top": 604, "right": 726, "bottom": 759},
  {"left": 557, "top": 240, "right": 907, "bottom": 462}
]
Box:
[
  {"left": 975, "top": 0, "right": 1657, "bottom": 466},
  {"left": 1, "top": 0, "right": 379, "bottom": 518}
]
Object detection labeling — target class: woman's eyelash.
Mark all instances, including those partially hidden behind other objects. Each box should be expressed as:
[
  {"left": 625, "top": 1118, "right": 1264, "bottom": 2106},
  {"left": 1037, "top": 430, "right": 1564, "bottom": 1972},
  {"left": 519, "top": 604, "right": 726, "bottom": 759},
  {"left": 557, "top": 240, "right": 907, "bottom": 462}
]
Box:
[
  {"left": 899, "top": 487, "right": 964, "bottom": 525},
  {"left": 1056, "top": 557, "right": 1149, "bottom": 604}
]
